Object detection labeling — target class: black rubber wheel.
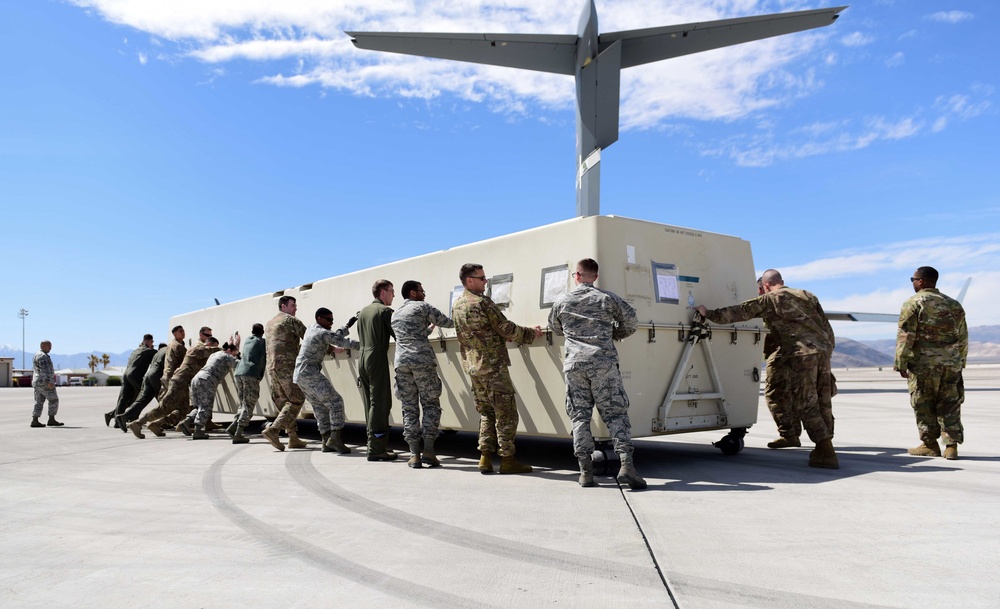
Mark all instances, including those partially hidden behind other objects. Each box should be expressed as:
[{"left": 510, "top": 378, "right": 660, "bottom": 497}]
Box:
[{"left": 714, "top": 435, "right": 744, "bottom": 456}]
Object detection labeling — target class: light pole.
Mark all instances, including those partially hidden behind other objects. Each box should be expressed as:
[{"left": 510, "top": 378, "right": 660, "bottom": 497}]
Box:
[{"left": 18, "top": 308, "right": 28, "bottom": 371}]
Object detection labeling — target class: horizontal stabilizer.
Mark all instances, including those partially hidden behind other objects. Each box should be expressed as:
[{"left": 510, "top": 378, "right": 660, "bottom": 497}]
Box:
[
  {"left": 601, "top": 6, "right": 847, "bottom": 69},
  {"left": 346, "top": 31, "right": 579, "bottom": 75},
  {"left": 826, "top": 311, "right": 899, "bottom": 323}
]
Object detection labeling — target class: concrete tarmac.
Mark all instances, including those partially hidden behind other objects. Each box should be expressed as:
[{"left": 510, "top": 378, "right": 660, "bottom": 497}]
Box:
[{"left": 1, "top": 366, "right": 998, "bottom": 609}]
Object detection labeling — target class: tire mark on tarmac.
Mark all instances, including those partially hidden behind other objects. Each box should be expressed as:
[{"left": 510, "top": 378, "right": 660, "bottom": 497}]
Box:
[
  {"left": 286, "top": 451, "right": 661, "bottom": 589},
  {"left": 205, "top": 449, "right": 499, "bottom": 609}
]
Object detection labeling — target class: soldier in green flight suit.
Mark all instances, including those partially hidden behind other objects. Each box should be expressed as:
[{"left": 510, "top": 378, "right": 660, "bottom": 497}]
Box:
[{"left": 357, "top": 279, "right": 398, "bottom": 461}]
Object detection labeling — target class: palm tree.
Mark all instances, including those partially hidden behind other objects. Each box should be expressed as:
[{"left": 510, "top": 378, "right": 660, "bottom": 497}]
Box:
[
  {"left": 100, "top": 353, "right": 110, "bottom": 369},
  {"left": 87, "top": 354, "right": 99, "bottom": 373}
]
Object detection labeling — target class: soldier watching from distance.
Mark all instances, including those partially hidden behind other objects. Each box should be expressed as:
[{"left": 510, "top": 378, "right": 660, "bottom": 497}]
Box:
[
  {"left": 697, "top": 269, "right": 839, "bottom": 469},
  {"left": 391, "top": 279, "right": 454, "bottom": 468},
  {"left": 452, "top": 263, "right": 542, "bottom": 475},
  {"left": 549, "top": 258, "right": 645, "bottom": 489},
  {"left": 31, "top": 340, "right": 61, "bottom": 428},
  {"left": 895, "top": 266, "right": 968, "bottom": 460}
]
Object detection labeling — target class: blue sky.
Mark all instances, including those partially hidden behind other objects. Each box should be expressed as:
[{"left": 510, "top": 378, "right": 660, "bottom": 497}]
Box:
[{"left": 1, "top": 0, "right": 997, "bottom": 354}]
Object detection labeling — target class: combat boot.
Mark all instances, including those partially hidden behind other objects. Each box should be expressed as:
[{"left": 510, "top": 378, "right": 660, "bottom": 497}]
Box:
[
  {"left": 204, "top": 419, "right": 222, "bottom": 432},
  {"left": 407, "top": 441, "right": 423, "bottom": 468},
  {"left": 232, "top": 425, "right": 250, "bottom": 444},
  {"left": 617, "top": 453, "right": 647, "bottom": 489},
  {"left": 175, "top": 418, "right": 193, "bottom": 437},
  {"left": 767, "top": 436, "right": 801, "bottom": 449},
  {"left": 907, "top": 440, "right": 942, "bottom": 457},
  {"left": 192, "top": 425, "right": 209, "bottom": 440},
  {"left": 943, "top": 444, "right": 958, "bottom": 460},
  {"left": 324, "top": 430, "right": 350, "bottom": 454},
  {"left": 499, "top": 455, "right": 533, "bottom": 475},
  {"left": 128, "top": 420, "right": 145, "bottom": 439},
  {"left": 226, "top": 420, "right": 238, "bottom": 439},
  {"left": 808, "top": 438, "right": 840, "bottom": 469},
  {"left": 421, "top": 437, "right": 441, "bottom": 467},
  {"left": 478, "top": 451, "right": 494, "bottom": 474},
  {"left": 287, "top": 429, "right": 308, "bottom": 449},
  {"left": 578, "top": 455, "right": 595, "bottom": 487},
  {"left": 262, "top": 423, "right": 286, "bottom": 451},
  {"left": 104, "top": 411, "right": 114, "bottom": 427},
  {"left": 321, "top": 431, "right": 334, "bottom": 453},
  {"left": 147, "top": 420, "right": 166, "bottom": 437},
  {"left": 30, "top": 417, "right": 45, "bottom": 428},
  {"left": 115, "top": 414, "right": 127, "bottom": 433},
  {"left": 46, "top": 417, "right": 64, "bottom": 427}
]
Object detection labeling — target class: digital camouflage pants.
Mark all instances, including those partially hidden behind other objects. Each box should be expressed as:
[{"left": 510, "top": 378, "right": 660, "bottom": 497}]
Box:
[
  {"left": 33, "top": 385, "right": 59, "bottom": 418},
  {"left": 394, "top": 364, "right": 443, "bottom": 444},
  {"left": 908, "top": 366, "right": 964, "bottom": 445},
  {"left": 298, "top": 373, "right": 346, "bottom": 434},
  {"left": 234, "top": 375, "right": 260, "bottom": 427},
  {"left": 564, "top": 363, "right": 634, "bottom": 458}
]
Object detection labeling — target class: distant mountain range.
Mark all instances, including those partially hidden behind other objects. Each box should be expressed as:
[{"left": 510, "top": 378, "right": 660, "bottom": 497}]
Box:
[
  {"left": 4, "top": 325, "right": 999, "bottom": 371},
  {"left": 0, "top": 345, "right": 132, "bottom": 371}
]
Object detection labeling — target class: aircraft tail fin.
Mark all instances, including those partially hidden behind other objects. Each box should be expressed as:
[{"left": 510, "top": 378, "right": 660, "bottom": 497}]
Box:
[{"left": 956, "top": 277, "right": 972, "bottom": 304}]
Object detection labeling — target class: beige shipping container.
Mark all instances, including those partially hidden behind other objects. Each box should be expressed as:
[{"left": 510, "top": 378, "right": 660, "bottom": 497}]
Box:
[{"left": 170, "top": 215, "right": 766, "bottom": 454}]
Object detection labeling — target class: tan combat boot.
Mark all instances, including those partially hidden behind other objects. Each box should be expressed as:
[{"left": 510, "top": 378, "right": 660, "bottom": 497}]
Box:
[
  {"left": 767, "top": 436, "right": 802, "bottom": 449},
  {"left": 261, "top": 422, "right": 286, "bottom": 451},
  {"left": 943, "top": 444, "right": 958, "bottom": 460},
  {"left": 407, "top": 441, "right": 423, "bottom": 468},
  {"left": 908, "top": 440, "right": 941, "bottom": 457},
  {"left": 578, "top": 455, "right": 595, "bottom": 487},
  {"left": 421, "top": 437, "right": 441, "bottom": 467},
  {"left": 128, "top": 420, "right": 145, "bottom": 439},
  {"left": 808, "top": 438, "right": 840, "bottom": 469},
  {"left": 478, "top": 451, "right": 494, "bottom": 474},
  {"left": 617, "top": 453, "right": 647, "bottom": 489},
  {"left": 499, "top": 455, "right": 532, "bottom": 474},
  {"left": 147, "top": 420, "right": 166, "bottom": 437},
  {"left": 286, "top": 429, "right": 308, "bottom": 449}
]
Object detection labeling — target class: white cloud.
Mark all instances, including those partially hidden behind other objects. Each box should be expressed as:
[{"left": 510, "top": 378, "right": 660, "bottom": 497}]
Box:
[
  {"left": 64, "top": 0, "right": 845, "bottom": 130},
  {"left": 841, "top": 32, "right": 874, "bottom": 47},
  {"left": 885, "top": 51, "right": 904, "bottom": 68},
  {"left": 925, "top": 11, "right": 974, "bottom": 24},
  {"left": 138, "top": 51, "right": 147, "bottom": 65}
]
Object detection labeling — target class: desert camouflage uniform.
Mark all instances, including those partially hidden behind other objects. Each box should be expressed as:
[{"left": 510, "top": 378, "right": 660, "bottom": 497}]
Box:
[
  {"left": 895, "top": 288, "right": 968, "bottom": 445},
  {"left": 122, "top": 346, "right": 168, "bottom": 422},
  {"left": 391, "top": 299, "right": 454, "bottom": 444},
  {"left": 234, "top": 334, "right": 266, "bottom": 427},
  {"left": 764, "top": 328, "right": 801, "bottom": 439},
  {"left": 549, "top": 282, "right": 638, "bottom": 458},
  {"left": 453, "top": 289, "right": 536, "bottom": 457},
  {"left": 140, "top": 342, "right": 220, "bottom": 426},
  {"left": 114, "top": 343, "right": 156, "bottom": 417},
  {"left": 704, "top": 286, "right": 835, "bottom": 443},
  {"left": 357, "top": 299, "right": 395, "bottom": 453},
  {"left": 265, "top": 312, "right": 307, "bottom": 431},
  {"left": 159, "top": 338, "right": 187, "bottom": 401},
  {"left": 32, "top": 350, "right": 59, "bottom": 418},
  {"left": 186, "top": 351, "right": 240, "bottom": 426},
  {"left": 293, "top": 323, "right": 359, "bottom": 434}
]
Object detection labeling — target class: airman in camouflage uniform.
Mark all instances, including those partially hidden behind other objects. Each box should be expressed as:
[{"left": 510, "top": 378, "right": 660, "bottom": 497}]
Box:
[
  {"left": 294, "top": 308, "right": 359, "bottom": 454},
  {"left": 129, "top": 327, "right": 218, "bottom": 439},
  {"left": 120, "top": 343, "right": 169, "bottom": 425},
  {"left": 176, "top": 341, "right": 241, "bottom": 439},
  {"left": 159, "top": 326, "right": 188, "bottom": 402},
  {"left": 30, "top": 341, "right": 61, "bottom": 427},
  {"left": 230, "top": 323, "right": 266, "bottom": 444},
  {"left": 697, "top": 269, "right": 839, "bottom": 469},
  {"left": 453, "top": 263, "right": 542, "bottom": 475},
  {"left": 895, "top": 266, "right": 968, "bottom": 460},
  {"left": 357, "top": 280, "right": 397, "bottom": 461},
  {"left": 391, "top": 280, "right": 454, "bottom": 468},
  {"left": 549, "top": 259, "right": 645, "bottom": 489},
  {"left": 757, "top": 277, "right": 801, "bottom": 449},
  {"left": 261, "top": 296, "right": 309, "bottom": 451}
]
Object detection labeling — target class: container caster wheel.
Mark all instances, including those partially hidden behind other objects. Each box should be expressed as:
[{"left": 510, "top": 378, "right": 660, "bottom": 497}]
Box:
[
  {"left": 591, "top": 445, "right": 620, "bottom": 476},
  {"left": 713, "top": 430, "right": 746, "bottom": 456}
]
